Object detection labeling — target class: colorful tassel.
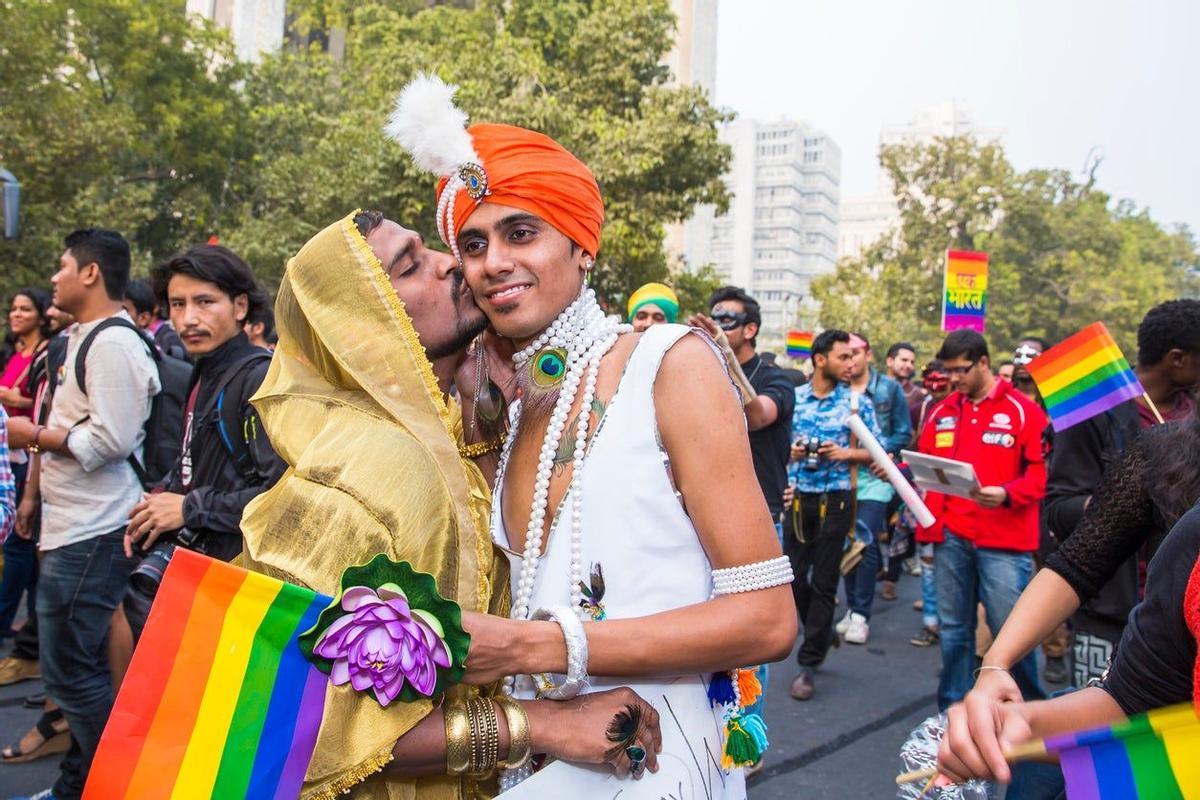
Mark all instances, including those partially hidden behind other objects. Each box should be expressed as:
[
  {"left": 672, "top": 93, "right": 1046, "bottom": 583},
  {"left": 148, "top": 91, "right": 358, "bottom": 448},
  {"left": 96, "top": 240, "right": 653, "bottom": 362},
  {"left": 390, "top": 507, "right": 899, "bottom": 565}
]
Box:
[
  {"left": 736, "top": 668, "right": 762, "bottom": 708},
  {"left": 707, "top": 671, "right": 736, "bottom": 708},
  {"left": 721, "top": 715, "right": 763, "bottom": 768},
  {"left": 742, "top": 712, "right": 769, "bottom": 753}
]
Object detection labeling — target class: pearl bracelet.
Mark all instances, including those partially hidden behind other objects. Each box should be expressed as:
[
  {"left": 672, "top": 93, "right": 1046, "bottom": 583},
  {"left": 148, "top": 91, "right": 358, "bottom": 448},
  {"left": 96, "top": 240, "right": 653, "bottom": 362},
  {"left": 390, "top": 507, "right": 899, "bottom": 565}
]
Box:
[
  {"left": 531, "top": 605, "right": 590, "bottom": 700},
  {"left": 711, "top": 556, "right": 794, "bottom": 596}
]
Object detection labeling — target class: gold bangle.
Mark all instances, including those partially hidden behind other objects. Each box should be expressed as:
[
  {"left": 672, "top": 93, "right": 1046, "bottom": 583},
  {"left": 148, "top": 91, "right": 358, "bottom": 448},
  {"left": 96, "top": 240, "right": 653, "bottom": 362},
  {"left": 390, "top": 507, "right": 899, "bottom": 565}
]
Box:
[
  {"left": 495, "top": 694, "right": 532, "bottom": 770},
  {"left": 444, "top": 699, "right": 473, "bottom": 775},
  {"left": 458, "top": 433, "right": 507, "bottom": 460},
  {"left": 467, "top": 696, "right": 500, "bottom": 777}
]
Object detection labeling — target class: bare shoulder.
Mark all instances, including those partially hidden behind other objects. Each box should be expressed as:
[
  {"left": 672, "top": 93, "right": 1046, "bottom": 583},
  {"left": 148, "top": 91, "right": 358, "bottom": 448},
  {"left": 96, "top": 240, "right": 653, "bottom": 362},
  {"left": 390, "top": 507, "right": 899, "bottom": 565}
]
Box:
[
  {"left": 655, "top": 330, "right": 742, "bottom": 425},
  {"left": 657, "top": 330, "right": 730, "bottom": 391}
]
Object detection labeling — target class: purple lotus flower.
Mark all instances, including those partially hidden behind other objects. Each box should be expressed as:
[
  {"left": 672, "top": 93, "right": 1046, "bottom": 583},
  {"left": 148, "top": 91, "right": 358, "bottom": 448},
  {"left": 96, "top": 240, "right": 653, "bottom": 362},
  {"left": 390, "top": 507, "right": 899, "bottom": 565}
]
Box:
[{"left": 313, "top": 582, "right": 452, "bottom": 706}]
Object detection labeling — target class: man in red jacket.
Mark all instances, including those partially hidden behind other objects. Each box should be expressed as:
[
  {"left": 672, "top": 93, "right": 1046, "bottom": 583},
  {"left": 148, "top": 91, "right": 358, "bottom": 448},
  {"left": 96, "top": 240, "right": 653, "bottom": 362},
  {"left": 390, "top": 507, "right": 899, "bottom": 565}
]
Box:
[{"left": 918, "top": 329, "right": 1047, "bottom": 711}]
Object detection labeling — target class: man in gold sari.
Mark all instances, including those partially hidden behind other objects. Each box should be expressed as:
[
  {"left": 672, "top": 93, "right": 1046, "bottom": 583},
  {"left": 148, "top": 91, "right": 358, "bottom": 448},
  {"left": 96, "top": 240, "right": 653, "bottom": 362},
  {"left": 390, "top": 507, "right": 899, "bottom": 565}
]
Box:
[{"left": 240, "top": 210, "right": 660, "bottom": 799}]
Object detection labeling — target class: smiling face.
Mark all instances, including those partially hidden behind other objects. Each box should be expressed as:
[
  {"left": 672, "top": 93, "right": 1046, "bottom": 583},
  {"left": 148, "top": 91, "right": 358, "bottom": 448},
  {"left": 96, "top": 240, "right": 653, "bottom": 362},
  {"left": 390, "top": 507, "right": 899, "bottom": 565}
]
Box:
[
  {"left": 456, "top": 203, "right": 589, "bottom": 345},
  {"left": 8, "top": 293, "right": 43, "bottom": 338},
  {"left": 887, "top": 347, "right": 916, "bottom": 380},
  {"left": 367, "top": 219, "right": 486, "bottom": 360},
  {"left": 167, "top": 273, "right": 248, "bottom": 357}
]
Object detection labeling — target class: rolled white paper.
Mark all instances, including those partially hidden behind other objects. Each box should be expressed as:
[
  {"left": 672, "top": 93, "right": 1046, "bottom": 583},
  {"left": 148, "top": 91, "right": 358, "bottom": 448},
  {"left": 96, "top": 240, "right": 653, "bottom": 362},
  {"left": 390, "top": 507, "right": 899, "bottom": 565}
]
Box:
[{"left": 845, "top": 413, "right": 936, "bottom": 529}]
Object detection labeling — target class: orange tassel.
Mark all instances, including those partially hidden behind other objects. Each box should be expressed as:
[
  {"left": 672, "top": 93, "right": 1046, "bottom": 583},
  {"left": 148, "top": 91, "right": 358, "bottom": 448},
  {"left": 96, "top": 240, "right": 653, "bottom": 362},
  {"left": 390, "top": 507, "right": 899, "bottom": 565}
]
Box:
[{"left": 737, "top": 668, "right": 762, "bottom": 708}]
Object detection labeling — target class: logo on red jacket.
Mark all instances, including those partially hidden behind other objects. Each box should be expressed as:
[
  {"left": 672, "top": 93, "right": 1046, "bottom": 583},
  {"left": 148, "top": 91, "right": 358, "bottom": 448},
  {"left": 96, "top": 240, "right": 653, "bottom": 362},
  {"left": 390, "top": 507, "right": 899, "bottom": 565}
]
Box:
[
  {"left": 935, "top": 415, "right": 956, "bottom": 431},
  {"left": 990, "top": 412, "right": 1013, "bottom": 430},
  {"left": 982, "top": 431, "right": 1016, "bottom": 448}
]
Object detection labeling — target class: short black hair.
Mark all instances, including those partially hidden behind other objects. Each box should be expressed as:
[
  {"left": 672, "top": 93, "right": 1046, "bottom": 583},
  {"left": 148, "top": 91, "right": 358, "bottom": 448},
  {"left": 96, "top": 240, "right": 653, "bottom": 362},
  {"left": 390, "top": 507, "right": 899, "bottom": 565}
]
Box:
[
  {"left": 812, "top": 329, "right": 850, "bottom": 358},
  {"left": 936, "top": 329, "right": 989, "bottom": 363},
  {"left": 246, "top": 298, "right": 275, "bottom": 340},
  {"left": 887, "top": 342, "right": 916, "bottom": 359},
  {"left": 354, "top": 209, "right": 385, "bottom": 239},
  {"left": 64, "top": 228, "right": 131, "bottom": 301},
  {"left": 124, "top": 277, "right": 157, "bottom": 317},
  {"left": 151, "top": 245, "right": 268, "bottom": 326},
  {"left": 1137, "top": 299, "right": 1200, "bottom": 366},
  {"left": 922, "top": 359, "right": 946, "bottom": 377},
  {"left": 707, "top": 285, "right": 762, "bottom": 346}
]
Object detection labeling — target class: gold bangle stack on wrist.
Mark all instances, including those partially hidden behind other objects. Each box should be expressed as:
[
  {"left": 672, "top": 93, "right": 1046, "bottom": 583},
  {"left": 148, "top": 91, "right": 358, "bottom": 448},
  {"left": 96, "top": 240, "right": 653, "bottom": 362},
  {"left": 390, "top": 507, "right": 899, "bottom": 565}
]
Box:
[
  {"left": 458, "top": 433, "right": 507, "bottom": 460},
  {"left": 444, "top": 694, "right": 533, "bottom": 778}
]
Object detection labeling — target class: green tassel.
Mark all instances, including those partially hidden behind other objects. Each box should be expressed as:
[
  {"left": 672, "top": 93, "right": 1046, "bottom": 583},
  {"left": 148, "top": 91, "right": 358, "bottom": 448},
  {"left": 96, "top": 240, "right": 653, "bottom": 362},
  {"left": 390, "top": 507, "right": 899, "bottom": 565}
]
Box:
[{"left": 722, "top": 715, "right": 763, "bottom": 768}]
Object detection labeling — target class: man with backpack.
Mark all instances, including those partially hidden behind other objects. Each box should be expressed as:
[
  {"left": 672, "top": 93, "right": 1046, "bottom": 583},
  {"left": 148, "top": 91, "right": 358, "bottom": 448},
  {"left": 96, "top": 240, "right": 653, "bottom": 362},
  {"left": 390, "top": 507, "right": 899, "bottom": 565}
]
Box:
[
  {"left": 5, "top": 228, "right": 160, "bottom": 800},
  {"left": 121, "top": 245, "right": 284, "bottom": 640}
]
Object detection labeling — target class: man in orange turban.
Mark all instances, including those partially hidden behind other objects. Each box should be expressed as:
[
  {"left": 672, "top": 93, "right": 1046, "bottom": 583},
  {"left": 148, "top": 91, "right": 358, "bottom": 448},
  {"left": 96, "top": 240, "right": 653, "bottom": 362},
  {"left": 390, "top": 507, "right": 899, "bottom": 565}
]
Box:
[{"left": 390, "top": 74, "right": 796, "bottom": 798}]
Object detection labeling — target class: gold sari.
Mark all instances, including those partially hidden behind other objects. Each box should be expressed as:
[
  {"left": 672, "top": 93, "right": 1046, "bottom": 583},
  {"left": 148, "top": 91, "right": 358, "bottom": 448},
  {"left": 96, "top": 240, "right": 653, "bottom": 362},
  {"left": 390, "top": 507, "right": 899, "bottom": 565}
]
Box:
[{"left": 240, "top": 212, "right": 508, "bottom": 800}]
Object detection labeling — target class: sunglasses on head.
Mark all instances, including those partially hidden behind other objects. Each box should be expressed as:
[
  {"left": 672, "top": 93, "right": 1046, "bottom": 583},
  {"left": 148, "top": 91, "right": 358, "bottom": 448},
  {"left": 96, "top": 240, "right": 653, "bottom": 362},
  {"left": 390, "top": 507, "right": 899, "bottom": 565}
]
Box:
[{"left": 711, "top": 311, "right": 748, "bottom": 331}]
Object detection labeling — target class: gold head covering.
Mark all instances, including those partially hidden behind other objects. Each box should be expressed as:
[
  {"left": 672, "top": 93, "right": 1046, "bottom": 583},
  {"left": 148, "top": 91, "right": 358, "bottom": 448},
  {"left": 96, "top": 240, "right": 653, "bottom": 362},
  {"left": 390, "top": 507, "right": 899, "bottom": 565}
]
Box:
[{"left": 240, "top": 212, "right": 507, "bottom": 800}]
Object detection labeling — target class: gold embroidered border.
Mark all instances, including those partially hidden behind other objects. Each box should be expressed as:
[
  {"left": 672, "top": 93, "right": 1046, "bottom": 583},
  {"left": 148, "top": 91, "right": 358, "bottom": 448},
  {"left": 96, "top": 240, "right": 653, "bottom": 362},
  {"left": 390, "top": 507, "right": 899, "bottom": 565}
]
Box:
[{"left": 306, "top": 748, "right": 395, "bottom": 800}]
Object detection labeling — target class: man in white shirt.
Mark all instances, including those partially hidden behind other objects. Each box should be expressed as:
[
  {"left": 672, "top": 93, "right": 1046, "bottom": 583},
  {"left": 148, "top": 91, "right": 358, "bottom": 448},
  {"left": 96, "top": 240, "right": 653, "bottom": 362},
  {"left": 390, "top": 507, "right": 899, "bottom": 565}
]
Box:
[{"left": 7, "top": 228, "right": 160, "bottom": 800}]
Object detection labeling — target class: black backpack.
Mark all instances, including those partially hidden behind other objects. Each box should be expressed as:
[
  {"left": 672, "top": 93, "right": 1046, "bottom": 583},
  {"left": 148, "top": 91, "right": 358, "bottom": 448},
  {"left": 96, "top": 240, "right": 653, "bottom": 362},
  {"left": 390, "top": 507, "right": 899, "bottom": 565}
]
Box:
[
  {"left": 71, "top": 317, "right": 194, "bottom": 487},
  {"left": 194, "top": 350, "right": 272, "bottom": 483}
]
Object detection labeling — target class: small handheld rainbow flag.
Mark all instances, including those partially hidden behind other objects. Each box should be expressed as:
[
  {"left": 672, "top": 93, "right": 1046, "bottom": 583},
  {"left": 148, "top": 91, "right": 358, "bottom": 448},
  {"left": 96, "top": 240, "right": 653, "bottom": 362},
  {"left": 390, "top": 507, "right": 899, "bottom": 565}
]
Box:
[
  {"left": 942, "top": 250, "right": 988, "bottom": 332},
  {"left": 85, "top": 549, "right": 330, "bottom": 800},
  {"left": 1047, "top": 702, "right": 1200, "bottom": 799},
  {"left": 1027, "top": 322, "right": 1145, "bottom": 432},
  {"left": 786, "top": 330, "right": 813, "bottom": 360},
  {"left": 895, "top": 703, "right": 1200, "bottom": 795}
]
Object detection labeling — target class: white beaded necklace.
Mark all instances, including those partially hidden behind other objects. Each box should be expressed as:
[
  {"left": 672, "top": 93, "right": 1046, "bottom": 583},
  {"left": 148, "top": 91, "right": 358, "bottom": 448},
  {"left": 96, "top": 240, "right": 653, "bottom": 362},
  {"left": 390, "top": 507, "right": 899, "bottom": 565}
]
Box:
[{"left": 496, "top": 287, "right": 631, "bottom": 790}]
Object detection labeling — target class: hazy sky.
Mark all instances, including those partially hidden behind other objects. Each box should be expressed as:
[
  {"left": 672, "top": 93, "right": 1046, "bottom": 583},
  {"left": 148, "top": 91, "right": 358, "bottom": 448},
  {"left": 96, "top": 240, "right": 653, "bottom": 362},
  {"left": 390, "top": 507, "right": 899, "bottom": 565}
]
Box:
[{"left": 715, "top": 0, "right": 1198, "bottom": 234}]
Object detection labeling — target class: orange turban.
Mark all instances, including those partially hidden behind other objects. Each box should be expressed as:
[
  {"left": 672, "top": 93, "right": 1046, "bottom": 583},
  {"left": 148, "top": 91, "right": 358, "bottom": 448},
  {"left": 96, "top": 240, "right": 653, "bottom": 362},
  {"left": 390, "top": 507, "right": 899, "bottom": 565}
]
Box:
[{"left": 435, "top": 123, "right": 604, "bottom": 256}]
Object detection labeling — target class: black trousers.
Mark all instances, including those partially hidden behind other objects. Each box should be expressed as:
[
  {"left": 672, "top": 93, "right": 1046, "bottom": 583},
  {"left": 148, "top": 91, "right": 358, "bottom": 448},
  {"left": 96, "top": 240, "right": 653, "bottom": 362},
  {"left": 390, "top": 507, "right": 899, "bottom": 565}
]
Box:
[{"left": 783, "top": 490, "right": 856, "bottom": 667}]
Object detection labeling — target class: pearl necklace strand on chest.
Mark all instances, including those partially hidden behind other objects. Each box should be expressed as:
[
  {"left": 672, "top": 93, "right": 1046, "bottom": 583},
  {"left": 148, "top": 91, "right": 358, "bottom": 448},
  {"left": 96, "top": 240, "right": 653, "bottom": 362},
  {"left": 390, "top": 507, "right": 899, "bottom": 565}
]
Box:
[{"left": 495, "top": 287, "right": 631, "bottom": 790}]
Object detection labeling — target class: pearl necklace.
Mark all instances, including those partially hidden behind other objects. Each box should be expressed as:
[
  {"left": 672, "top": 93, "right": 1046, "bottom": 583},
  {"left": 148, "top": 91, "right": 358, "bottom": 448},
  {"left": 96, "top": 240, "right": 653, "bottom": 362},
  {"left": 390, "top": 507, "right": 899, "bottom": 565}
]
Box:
[{"left": 496, "top": 287, "right": 631, "bottom": 790}]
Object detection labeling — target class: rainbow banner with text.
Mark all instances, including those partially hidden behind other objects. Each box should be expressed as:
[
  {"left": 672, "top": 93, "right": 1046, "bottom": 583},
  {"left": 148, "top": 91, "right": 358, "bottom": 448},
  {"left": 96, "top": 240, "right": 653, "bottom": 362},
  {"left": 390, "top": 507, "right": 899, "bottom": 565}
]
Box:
[
  {"left": 941, "top": 249, "right": 988, "bottom": 332},
  {"left": 84, "top": 550, "right": 330, "bottom": 799}
]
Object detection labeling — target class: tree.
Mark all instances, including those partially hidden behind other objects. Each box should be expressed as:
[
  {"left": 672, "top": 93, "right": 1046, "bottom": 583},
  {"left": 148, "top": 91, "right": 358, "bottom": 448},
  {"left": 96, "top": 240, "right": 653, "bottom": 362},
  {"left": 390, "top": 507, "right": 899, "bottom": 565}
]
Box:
[
  {"left": 813, "top": 136, "right": 1199, "bottom": 359},
  {"left": 221, "top": 0, "right": 732, "bottom": 309},
  {"left": 0, "top": 0, "right": 252, "bottom": 291}
]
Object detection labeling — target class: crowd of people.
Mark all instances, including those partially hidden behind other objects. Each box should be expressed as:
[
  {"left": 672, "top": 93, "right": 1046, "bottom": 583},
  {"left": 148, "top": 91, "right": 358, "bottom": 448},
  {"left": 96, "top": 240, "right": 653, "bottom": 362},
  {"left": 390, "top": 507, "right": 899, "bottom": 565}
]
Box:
[{"left": 0, "top": 80, "right": 1196, "bottom": 800}]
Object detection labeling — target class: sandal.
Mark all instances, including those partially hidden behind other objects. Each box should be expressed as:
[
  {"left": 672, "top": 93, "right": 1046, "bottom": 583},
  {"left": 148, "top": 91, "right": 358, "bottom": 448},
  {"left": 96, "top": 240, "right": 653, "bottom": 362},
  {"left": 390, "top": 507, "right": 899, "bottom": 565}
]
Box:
[{"left": 1, "top": 709, "right": 70, "bottom": 764}]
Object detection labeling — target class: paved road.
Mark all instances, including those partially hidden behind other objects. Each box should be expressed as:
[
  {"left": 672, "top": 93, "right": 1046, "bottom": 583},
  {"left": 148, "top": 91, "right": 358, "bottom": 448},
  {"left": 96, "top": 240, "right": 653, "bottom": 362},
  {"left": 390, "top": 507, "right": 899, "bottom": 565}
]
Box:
[{"left": 1, "top": 570, "right": 1045, "bottom": 799}]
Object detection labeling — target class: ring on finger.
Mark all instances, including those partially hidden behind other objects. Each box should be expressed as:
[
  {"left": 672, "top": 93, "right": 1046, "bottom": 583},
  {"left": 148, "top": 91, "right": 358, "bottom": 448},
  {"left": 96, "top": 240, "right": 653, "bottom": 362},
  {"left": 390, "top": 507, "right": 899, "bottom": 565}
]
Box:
[{"left": 625, "top": 744, "right": 647, "bottom": 776}]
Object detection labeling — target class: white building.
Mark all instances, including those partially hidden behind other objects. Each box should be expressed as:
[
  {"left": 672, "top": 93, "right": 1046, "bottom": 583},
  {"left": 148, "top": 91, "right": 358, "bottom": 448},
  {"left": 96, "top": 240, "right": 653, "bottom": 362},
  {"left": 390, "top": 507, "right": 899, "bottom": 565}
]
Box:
[
  {"left": 838, "top": 101, "right": 1003, "bottom": 261},
  {"left": 186, "top": 0, "right": 285, "bottom": 63},
  {"left": 665, "top": 0, "right": 719, "bottom": 267},
  {"left": 707, "top": 119, "right": 841, "bottom": 350}
]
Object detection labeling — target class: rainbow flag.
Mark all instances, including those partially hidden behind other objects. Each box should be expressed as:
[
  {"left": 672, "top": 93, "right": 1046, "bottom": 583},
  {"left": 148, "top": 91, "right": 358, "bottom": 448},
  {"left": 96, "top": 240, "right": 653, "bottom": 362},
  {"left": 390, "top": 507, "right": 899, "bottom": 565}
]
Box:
[
  {"left": 941, "top": 249, "right": 988, "bottom": 332},
  {"left": 786, "top": 330, "right": 813, "bottom": 360},
  {"left": 85, "top": 549, "right": 330, "bottom": 800},
  {"left": 1047, "top": 703, "right": 1200, "bottom": 799},
  {"left": 1026, "top": 322, "right": 1144, "bottom": 432}
]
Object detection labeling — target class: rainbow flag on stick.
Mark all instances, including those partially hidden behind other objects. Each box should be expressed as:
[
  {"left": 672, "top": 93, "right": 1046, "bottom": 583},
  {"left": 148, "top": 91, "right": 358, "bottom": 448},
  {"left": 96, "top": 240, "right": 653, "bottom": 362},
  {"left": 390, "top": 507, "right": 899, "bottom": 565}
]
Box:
[
  {"left": 85, "top": 549, "right": 331, "bottom": 800},
  {"left": 941, "top": 249, "right": 988, "bottom": 332},
  {"left": 1047, "top": 703, "right": 1200, "bottom": 799},
  {"left": 786, "top": 330, "right": 813, "bottom": 360},
  {"left": 1027, "top": 322, "right": 1145, "bottom": 432}
]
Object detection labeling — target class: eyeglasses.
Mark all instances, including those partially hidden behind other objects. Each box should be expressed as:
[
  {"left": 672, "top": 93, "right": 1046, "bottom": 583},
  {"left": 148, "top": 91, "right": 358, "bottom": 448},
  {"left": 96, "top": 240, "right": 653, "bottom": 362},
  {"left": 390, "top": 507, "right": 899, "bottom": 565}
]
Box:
[
  {"left": 711, "top": 311, "right": 747, "bottom": 331},
  {"left": 943, "top": 361, "right": 978, "bottom": 377}
]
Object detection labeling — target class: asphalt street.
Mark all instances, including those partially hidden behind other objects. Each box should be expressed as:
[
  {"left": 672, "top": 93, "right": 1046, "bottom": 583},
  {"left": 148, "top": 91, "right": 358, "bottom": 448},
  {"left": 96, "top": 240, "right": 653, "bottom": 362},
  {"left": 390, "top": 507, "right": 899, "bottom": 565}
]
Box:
[{"left": 0, "top": 570, "right": 1020, "bottom": 799}]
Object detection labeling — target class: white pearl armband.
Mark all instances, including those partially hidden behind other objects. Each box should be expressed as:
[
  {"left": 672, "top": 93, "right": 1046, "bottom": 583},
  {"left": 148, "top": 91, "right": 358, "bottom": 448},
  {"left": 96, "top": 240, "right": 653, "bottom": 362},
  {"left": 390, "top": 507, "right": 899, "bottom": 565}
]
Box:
[
  {"left": 530, "top": 605, "right": 590, "bottom": 700},
  {"left": 711, "top": 556, "right": 794, "bottom": 596}
]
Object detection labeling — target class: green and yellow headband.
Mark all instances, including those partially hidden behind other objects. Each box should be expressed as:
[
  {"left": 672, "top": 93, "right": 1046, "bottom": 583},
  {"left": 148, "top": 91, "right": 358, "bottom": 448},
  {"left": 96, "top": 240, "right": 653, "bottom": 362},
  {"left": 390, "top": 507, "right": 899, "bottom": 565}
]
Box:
[{"left": 627, "top": 283, "right": 679, "bottom": 323}]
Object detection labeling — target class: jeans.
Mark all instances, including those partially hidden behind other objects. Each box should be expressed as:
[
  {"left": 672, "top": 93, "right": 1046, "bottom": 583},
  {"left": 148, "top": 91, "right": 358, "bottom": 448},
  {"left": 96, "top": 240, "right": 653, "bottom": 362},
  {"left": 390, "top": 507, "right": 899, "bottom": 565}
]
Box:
[
  {"left": 920, "top": 543, "right": 938, "bottom": 629},
  {"left": 783, "top": 491, "right": 855, "bottom": 668},
  {"left": 38, "top": 528, "right": 137, "bottom": 799},
  {"left": 0, "top": 461, "right": 37, "bottom": 635},
  {"left": 845, "top": 499, "right": 888, "bottom": 619},
  {"left": 934, "top": 530, "right": 1044, "bottom": 711}
]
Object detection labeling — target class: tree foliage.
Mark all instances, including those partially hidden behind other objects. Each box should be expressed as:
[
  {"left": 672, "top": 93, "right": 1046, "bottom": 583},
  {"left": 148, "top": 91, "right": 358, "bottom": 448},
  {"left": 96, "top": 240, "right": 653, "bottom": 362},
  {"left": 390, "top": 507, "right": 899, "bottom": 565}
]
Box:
[
  {"left": 813, "top": 136, "right": 1199, "bottom": 359},
  {"left": 0, "top": 0, "right": 732, "bottom": 313}
]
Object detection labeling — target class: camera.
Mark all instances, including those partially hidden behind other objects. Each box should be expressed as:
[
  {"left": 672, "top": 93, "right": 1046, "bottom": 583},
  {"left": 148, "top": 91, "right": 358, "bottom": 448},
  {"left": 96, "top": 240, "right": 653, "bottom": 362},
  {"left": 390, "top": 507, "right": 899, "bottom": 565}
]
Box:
[
  {"left": 802, "top": 435, "right": 822, "bottom": 471},
  {"left": 128, "top": 527, "right": 209, "bottom": 595}
]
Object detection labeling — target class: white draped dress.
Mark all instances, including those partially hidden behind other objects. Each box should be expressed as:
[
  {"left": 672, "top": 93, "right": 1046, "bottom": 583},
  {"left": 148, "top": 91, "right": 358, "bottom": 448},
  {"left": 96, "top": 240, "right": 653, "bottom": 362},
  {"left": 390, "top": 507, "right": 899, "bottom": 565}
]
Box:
[{"left": 494, "top": 324, "right": 747, "bottom": 800}]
